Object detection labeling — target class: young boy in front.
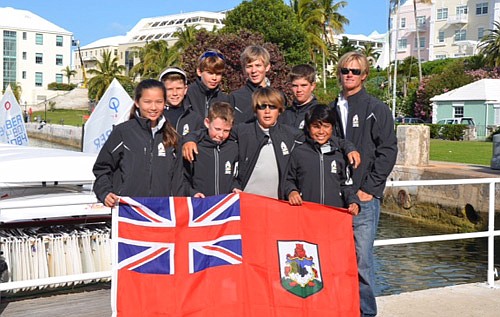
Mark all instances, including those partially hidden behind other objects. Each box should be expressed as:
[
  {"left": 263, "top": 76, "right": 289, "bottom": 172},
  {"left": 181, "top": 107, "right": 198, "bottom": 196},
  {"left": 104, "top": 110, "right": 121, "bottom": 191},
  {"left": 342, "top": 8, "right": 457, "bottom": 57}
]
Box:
[
  {"left": 279, "top": 64, "right": 318, "bottom": 130},
  {"left": 186, "top": 49, "right": 230, "bottom": 119},
  {"left": 183, "top": 101, "right": 239, "bottom": 198},
  {"left": 159, "top": 66, "right": 203, "bottom": 136}
]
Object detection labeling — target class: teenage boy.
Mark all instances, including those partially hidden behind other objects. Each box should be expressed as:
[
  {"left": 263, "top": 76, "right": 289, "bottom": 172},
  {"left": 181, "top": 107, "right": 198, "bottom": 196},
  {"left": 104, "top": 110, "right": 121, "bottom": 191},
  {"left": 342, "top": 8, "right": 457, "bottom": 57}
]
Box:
[
  {"left": 330, "top": 51, "right": 398, "bottom": 317},
  {"left": 186, "top": 49, "right": 230, "bottom": 118},
  {"left": 279, "top": 64, "right": 318, "bottom": 130},
  {"left": 230, "top": 45, "right": 273, "bottom": 124},
  {"left": 183, "top": 102, "right": 239, "bottom": 198},
  {"left": 159, "top": 67, "right": 203, "bottom": 136}
]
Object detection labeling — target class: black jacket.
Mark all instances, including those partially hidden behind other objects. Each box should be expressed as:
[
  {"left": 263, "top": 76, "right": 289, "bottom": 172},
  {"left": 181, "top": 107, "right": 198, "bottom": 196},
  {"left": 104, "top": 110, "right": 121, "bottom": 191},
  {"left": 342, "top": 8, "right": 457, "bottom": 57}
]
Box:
[
  {"left": 279, "top": 97, "right": 318, "bottom": 130},
  {"left": 164, "top": 99, "right": 204, "bottom": 137},
  {"left": 186, "top": 78, "right": 230, "bottom": 118},
  {"left": 183, "top": 129, "right": 239, "bottom": 196},
  {"left": 232, "top": 121, "right": 304, "bottom": 198},
  {"left": 92, "top": 115, "right": 184, "bottom": 203},
  {"left": 283, "top": 137, "right": 359, "bottom": 208},
  {"left": 330, "top": 88, "right": 397, "bottom": 198}
]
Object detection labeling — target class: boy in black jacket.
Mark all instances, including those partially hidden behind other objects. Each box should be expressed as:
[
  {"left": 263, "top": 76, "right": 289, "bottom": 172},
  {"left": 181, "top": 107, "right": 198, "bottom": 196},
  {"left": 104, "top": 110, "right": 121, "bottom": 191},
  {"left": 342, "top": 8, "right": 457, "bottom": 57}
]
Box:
[
  {"left": 284, "top": 104, "right": 359, "bottom": 214},
  {"left": 183, "top": 102, "right": 239, "bottom": 197}
]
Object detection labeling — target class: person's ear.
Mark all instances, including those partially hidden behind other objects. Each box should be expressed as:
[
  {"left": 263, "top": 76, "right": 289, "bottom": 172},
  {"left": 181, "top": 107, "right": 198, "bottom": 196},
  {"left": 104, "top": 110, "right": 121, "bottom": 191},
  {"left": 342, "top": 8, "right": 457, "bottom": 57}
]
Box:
[
  {"left": 204, "top": 118, "right": 210, "bottom": 128},
  {"left": 196, "top": 68, "right": 202, "bottom": 77}
]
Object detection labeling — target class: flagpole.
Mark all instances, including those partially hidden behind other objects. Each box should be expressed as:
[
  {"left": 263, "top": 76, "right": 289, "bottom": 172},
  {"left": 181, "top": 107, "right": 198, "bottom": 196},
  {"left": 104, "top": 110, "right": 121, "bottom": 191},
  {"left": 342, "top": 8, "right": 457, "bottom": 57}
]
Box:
[{"left": 391, "top": 0, "right": 400, "bottom": 120}]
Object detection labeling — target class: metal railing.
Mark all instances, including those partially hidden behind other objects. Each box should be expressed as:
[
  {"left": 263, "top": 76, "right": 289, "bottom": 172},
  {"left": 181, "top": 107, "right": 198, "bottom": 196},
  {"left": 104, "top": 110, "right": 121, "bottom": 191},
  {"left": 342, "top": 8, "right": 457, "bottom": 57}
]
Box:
[{"left": 1, "top": 177, "right": 499, "bottom": 291}]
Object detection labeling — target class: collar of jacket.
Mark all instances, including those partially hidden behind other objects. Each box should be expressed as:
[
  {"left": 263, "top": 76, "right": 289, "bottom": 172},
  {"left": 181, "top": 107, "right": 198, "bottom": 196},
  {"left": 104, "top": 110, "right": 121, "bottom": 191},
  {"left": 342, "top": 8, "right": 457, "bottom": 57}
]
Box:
[
  {"left": 344, "top": 87, "right": 368, "bottom": 104},
  {"left": 195, "top": 77, "right": 219, "bottom": 97},
  {"left": 199, "top": 128, "right": 233, "bottom": 147},
  {"left": 134, "top": 111, "right": 166, "bottom": 132},
  {"left": 245, "top": 79, "right": 266, "bottom": 93},
  {"left": 291, "top": 96, "right": 317, "bottom": 112},
  {"left": 306, "top": 136, "right": 340, "bottom": 154}
]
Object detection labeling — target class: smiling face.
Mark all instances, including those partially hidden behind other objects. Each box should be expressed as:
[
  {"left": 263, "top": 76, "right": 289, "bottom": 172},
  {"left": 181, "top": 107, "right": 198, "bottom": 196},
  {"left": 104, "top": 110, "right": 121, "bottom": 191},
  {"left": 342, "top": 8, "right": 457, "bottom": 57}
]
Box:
[
  {"left": 309, "top": 121, "right": 333, "bottom": 145},
  {"left": 339, "top": 59, "right": 367, "bottom": 97},
  {"left": 245, "top": 58, "right": 270, "bottom": 87},
  {"left": 164, "top": 79, "right": 187, "bottom": 107},
  {"left": 135, "top": 87, "right": 165, "bottom": 127},
  {"left": 291, "top": 78, "right": 316, "bottom": 105}
]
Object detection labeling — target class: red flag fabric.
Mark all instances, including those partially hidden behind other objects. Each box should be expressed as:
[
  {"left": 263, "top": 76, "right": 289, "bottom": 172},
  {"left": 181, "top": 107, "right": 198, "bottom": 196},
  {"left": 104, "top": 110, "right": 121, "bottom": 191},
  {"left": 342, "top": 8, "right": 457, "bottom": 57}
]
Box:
[{"left": 112, "top": 193, "right": 359, "bottom": 317}]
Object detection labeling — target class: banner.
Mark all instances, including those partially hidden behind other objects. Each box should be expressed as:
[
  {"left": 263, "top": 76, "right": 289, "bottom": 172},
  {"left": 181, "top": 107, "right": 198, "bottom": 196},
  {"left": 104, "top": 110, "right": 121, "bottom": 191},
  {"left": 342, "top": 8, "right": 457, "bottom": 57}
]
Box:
[
  {"left": 112, "top": 193, "right": 359, "bottom": 317},
  {"left": 0, "top": 85, "right": 29, "bottom": 145},
  {"left": 82, "top": 78, "right": 133, "bottom": 153}
]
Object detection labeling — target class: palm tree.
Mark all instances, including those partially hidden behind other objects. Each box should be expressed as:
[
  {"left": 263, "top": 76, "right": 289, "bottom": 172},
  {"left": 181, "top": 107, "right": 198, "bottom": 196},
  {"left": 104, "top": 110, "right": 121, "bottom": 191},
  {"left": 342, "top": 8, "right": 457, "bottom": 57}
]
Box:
[
  {"left": 87, "top": 50, "right": 128, "bottom": 101},
  {"left": 61, "top": 65, "right": 77, "bottom": 84},
  {"left": 130, "top": 40, "right": 177, "bottom": 80},
  {"left": 478, "top": 21, "right": 500, "bottom": 67},
  {"left": 318, "top": 0, "right": 348, "bottom": 45},
  {"left": 361, "top": 43, "right": 380, "bottom": 65},
  {"left": 413, "top": 0, "right": 432, "bottom": 82},
  {"left": 290, "top": 0, "right": 325, "bottom": 62},
  {"left": 173, "top": 25, "right": 199, "bottom": 54}
]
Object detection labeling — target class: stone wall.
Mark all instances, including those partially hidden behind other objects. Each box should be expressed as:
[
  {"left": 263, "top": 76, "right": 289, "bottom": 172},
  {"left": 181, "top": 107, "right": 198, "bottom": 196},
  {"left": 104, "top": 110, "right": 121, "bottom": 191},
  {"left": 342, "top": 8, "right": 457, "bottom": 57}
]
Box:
[{"left": 26, "top": 123, "right": 81, "bottom": 149}]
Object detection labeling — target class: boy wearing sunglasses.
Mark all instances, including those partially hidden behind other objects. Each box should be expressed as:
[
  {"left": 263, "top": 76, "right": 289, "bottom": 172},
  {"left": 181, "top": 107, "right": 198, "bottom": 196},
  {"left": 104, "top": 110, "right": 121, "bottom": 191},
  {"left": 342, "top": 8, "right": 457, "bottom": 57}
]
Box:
[
  {"left": 330, "top": 51, "right": 398, "bottom": 317},
  {"left": 186, "top": 49, "right": 230, "bottom": 118}
]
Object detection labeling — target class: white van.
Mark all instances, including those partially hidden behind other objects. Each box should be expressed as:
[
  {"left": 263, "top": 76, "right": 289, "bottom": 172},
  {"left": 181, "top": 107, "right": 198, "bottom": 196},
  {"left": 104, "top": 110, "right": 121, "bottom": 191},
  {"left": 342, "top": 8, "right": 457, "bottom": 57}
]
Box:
[{"left": 437, "top": 117, "right": 475, "bottom": 126}]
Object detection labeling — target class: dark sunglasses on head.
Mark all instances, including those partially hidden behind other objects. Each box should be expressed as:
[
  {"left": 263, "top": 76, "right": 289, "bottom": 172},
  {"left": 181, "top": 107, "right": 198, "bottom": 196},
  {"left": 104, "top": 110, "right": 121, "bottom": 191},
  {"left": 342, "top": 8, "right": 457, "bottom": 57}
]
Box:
[
  {"left": 340, "top": 68, "right": 362, "bottom": 76},
  {"left": 256, "top": 104, "right": 278, "bottom": 110},
  {"left": 200, "top": 51, "right": 225, "bottom": 61}
]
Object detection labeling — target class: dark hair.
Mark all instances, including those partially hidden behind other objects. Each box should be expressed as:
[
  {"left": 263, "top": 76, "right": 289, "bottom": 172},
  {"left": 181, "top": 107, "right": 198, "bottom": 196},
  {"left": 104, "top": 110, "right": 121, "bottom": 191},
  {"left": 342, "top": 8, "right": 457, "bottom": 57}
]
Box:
[
  {"left": 132, "top": 79, "right": 178, "bottom": 148},
  {"left": 288, "top": 64, "right": 316, "bottom": 83},
  {"left": 305, "top": 104, "right": 337, "bottom": 133},
  {"left": 207, "top": 101, "right": 234, "bottom": 125}
]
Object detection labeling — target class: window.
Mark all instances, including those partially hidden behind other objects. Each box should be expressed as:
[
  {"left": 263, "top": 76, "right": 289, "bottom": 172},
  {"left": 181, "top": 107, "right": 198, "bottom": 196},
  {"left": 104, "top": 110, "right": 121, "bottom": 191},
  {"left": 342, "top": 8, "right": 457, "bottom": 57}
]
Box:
[
  {"left": 56, "top": 73, "right": 63, "bottom": 84},
  {"left": 456, "top": 5, "right": 468, "bottom": 15},
  {"left": 437, "top": 8, "right": 448, "bottom": 20},
  {"left": 56, "top": 35, "right": 63, "bottom": 47},
  {"left": 416, "top": 16, "right": 426, "bottom": 27},
  {"left": 35, "top": 53, "right": 43, "bottom": 64},
  {"left": 476, "top": 3, "right": 488, "bottom": 15},
  {"left": 22, "top": 32, "right": 27, "bottom": 40},
  {"left": 438, "top": 31, "right": 445, "bottom": 43},
  {"left": 453, "top": 105, "right": 464, "bottom": 118},
  {"left": 435, "top": 54, "right": 447, "bottom": 59},
  {"left": 22, "top": 71, "right": 26, "bottom": 79},
  {"left": 398, "top": 39, "right": 407, "bottom": 50},
  {"left": 478, "top": 27, "right": 485, "bottom": 40},
  {"left": 56, "top": 54, "right": 63, "bottom": 66},
  {"left": 36, "top": 33, "right": 43, "bottom": 45},
  {"left": 22, "top": 52, "right": 27, "bottom": 60},
  {"left": 3, "top": 31, "right": 16, "bottom": 91},
  {"left": 414, "top": 36, "right": 426, "bottom": 48},
  {"left": 400, "top": 17, "right": 406, "bottom": 28},
  {"left": 454, "top": 29, "right": 466, "bottom": 41},
  {"left": 35, "top": 72, "right": 43, "bottom": 87}
]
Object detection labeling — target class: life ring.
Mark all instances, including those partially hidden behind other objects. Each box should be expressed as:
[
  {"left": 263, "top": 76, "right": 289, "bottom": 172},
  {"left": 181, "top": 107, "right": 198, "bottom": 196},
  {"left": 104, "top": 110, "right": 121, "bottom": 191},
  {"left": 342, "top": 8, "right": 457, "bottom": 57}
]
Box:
[{"left": 397, "top": 189, "right": 412, "bottom": 209}]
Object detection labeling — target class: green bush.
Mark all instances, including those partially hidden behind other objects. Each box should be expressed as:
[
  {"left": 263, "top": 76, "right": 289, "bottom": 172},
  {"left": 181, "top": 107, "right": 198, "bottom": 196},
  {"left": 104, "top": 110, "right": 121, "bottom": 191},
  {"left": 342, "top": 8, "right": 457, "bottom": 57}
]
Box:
[
  {"left": 431, "top": 124, "right": 467, "bottom": 140},
  {"left": 486, "top": 126, "right": 500, "bottom": 141},
  {"left": 48, "top": 82, "right": 76, "bottom": 91}
]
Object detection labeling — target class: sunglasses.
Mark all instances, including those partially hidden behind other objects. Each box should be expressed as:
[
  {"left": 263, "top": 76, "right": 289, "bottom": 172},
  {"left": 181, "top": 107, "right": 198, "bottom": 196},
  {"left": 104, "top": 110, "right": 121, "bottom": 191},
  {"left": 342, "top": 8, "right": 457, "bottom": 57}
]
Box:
[
  {"left": 200, "top": 51, "right": 225, "bottom": 61},
  {"left": 340, "top": 68, "right": 362, "bottom": 76},
  {"left": 256, "top": 104, "right": 278, "bottom": 110}
]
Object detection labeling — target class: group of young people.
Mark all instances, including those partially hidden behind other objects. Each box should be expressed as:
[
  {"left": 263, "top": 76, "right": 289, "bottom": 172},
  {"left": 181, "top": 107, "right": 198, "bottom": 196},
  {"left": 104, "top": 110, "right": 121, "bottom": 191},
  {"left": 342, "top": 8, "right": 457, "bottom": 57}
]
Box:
[{"left": 92, "top": 45, "right": 397, "bottom": 317}]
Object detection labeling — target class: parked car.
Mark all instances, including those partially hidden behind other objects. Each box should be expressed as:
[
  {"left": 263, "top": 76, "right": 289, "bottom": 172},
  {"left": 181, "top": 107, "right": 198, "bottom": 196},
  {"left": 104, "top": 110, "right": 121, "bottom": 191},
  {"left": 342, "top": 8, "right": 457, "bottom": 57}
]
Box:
[
  {"left": 436, "top": 117, "right": 475, "bottom": 126},
  {"left": 395, "top": 117, "right": 426, "bottom": 124}
]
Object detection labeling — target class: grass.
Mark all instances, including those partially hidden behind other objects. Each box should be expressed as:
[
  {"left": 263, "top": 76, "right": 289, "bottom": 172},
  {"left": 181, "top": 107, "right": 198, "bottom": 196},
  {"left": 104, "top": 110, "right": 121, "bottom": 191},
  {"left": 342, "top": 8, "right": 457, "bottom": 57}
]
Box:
[
  {"left": 429, "top": 139, "right": 492, "bottom": 166},
  {"left": 31, "top": 109, "right": 90, "bottom": 127}
]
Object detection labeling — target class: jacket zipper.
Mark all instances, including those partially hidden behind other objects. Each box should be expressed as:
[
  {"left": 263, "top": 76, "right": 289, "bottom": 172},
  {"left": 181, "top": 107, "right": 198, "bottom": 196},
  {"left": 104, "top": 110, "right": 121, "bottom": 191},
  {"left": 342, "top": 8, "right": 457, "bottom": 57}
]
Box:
[
  {"left": 214, "top": 145, "right": 220, "bottom": 195},
  {"left": 319, "top": 152, "right": 325, "bottom": 205}
]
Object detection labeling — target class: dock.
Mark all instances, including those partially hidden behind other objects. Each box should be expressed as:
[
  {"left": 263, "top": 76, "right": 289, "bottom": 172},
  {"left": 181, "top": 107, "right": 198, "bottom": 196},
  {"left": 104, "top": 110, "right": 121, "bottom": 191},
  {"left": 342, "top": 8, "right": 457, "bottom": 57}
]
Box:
[{"left": 1, "top": 281, "right": 499, "bottom": 316}]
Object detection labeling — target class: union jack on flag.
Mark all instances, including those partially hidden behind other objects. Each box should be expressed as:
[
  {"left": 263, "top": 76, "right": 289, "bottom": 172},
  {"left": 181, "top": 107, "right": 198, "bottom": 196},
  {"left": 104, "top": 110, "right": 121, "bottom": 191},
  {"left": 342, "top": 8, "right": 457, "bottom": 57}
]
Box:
[{"left": 116, "top": 194, "right": 242, "bottom": 276}]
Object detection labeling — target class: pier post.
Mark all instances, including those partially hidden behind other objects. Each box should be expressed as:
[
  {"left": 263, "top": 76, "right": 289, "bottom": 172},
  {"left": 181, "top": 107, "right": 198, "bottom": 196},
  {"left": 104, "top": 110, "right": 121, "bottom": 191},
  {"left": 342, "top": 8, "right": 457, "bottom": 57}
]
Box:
[
  {"left": 491, "top": 134, "right": 500, "bottom": 170},
  {"left": 396, "top": 125, "right": 429, "bottom": 167}
]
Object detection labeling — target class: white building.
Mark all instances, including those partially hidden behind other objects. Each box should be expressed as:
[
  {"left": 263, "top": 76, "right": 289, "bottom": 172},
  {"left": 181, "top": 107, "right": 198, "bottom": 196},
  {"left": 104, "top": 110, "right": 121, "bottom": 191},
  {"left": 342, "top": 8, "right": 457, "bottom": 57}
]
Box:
[
  {"left": 73, "top": 11, "right": 226, "bottom": 84},
  {"left": 0, "top": 7, "right": 73, "bottom": 106}
]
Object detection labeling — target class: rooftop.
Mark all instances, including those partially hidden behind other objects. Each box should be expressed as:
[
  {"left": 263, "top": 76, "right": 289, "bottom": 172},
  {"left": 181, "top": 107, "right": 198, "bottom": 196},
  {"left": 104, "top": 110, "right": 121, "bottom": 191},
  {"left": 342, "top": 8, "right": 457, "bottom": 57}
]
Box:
[{"left": 0, "top": 7, "right": 71, "bottom": 35}]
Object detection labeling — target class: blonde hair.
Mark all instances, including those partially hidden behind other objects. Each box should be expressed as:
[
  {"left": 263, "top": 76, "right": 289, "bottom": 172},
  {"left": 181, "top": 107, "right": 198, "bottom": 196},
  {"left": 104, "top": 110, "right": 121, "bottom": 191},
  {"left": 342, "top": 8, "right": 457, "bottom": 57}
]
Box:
[
  {"left": 337, "top": 51, "right": 370, "bottom": 82},
  {"left": 240, "top": 45, "right": 270, "bottom": 68},
  {"left": 207, "top": 101, "right": 234, "bottom": 125},
  {"left": 252, "top": 87, "right": 285, "bottom": 113},
  {"left": 198, "top": 49, "right": 225, "bottom": 74}
]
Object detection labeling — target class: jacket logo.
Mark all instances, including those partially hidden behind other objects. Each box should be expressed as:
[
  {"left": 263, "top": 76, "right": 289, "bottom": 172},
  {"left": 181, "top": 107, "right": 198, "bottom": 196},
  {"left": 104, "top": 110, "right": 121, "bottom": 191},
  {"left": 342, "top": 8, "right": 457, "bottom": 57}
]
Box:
[
  {"left": 352, "top": 114, "right": 359, "bottom": 128},
  {"left": 182, "top": 124, "right": 190, "bottom": 136},
  {"left": 281, "top": 142, "right": 289, "bottom": 156},
  {"left": 278, "top": 241, "right": 323, "bottom": 298},
  {"left": 225, "top": 161, "right": 232, "bottom": 175},
  {"left": 299, "top": 120, "right": 305, "bottom": 130},
  {"left": 331, "top": 160, "right": 337, "bottom": 173},
  {"left": 158, "top": 143, "right": 166, "bottom": 157}
]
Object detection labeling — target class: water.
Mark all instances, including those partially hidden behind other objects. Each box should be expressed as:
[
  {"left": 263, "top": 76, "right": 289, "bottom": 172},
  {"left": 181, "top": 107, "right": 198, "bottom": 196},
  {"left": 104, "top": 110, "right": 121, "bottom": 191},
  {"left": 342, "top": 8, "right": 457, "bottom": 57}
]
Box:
[
  {"left": 16, "top": 140, "right": 500, "bottom": 296},
  {"left": 375, "top": 212, "right": 500, "bottom": 296},
  {"left": 28, "top": 137, "right": 80, "bottom": 151}
]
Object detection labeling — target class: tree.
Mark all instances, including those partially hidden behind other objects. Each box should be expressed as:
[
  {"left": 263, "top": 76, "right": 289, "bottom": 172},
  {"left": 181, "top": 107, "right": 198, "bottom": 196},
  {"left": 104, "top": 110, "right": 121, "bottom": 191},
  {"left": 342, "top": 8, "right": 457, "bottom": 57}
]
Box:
[
  {"left": 478, "top": 21, "right": 500, "bottom": 68},
  {"left": 337, "top": 36, "right": 357, "bottom": 57},
  {"left": 130, "top": 40, "right": 178, "bottom": 80},
  {"left": 361, "top": 43, "right": 380, "bottom": 65},
  {"left": 181, "top": 29, "right": 291, "bottom": 98},
  {"left": 289, "top": 0, "right": 325, "bottom": 62},
  {"left": 87, "top": 50, "right": 129, "bottom": 101},
  {"left": 223, "top": 0, "right": 310, "bottom": 65},
  {"left": 61, "top": 66, "right": 77, "bottom": 84}
]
